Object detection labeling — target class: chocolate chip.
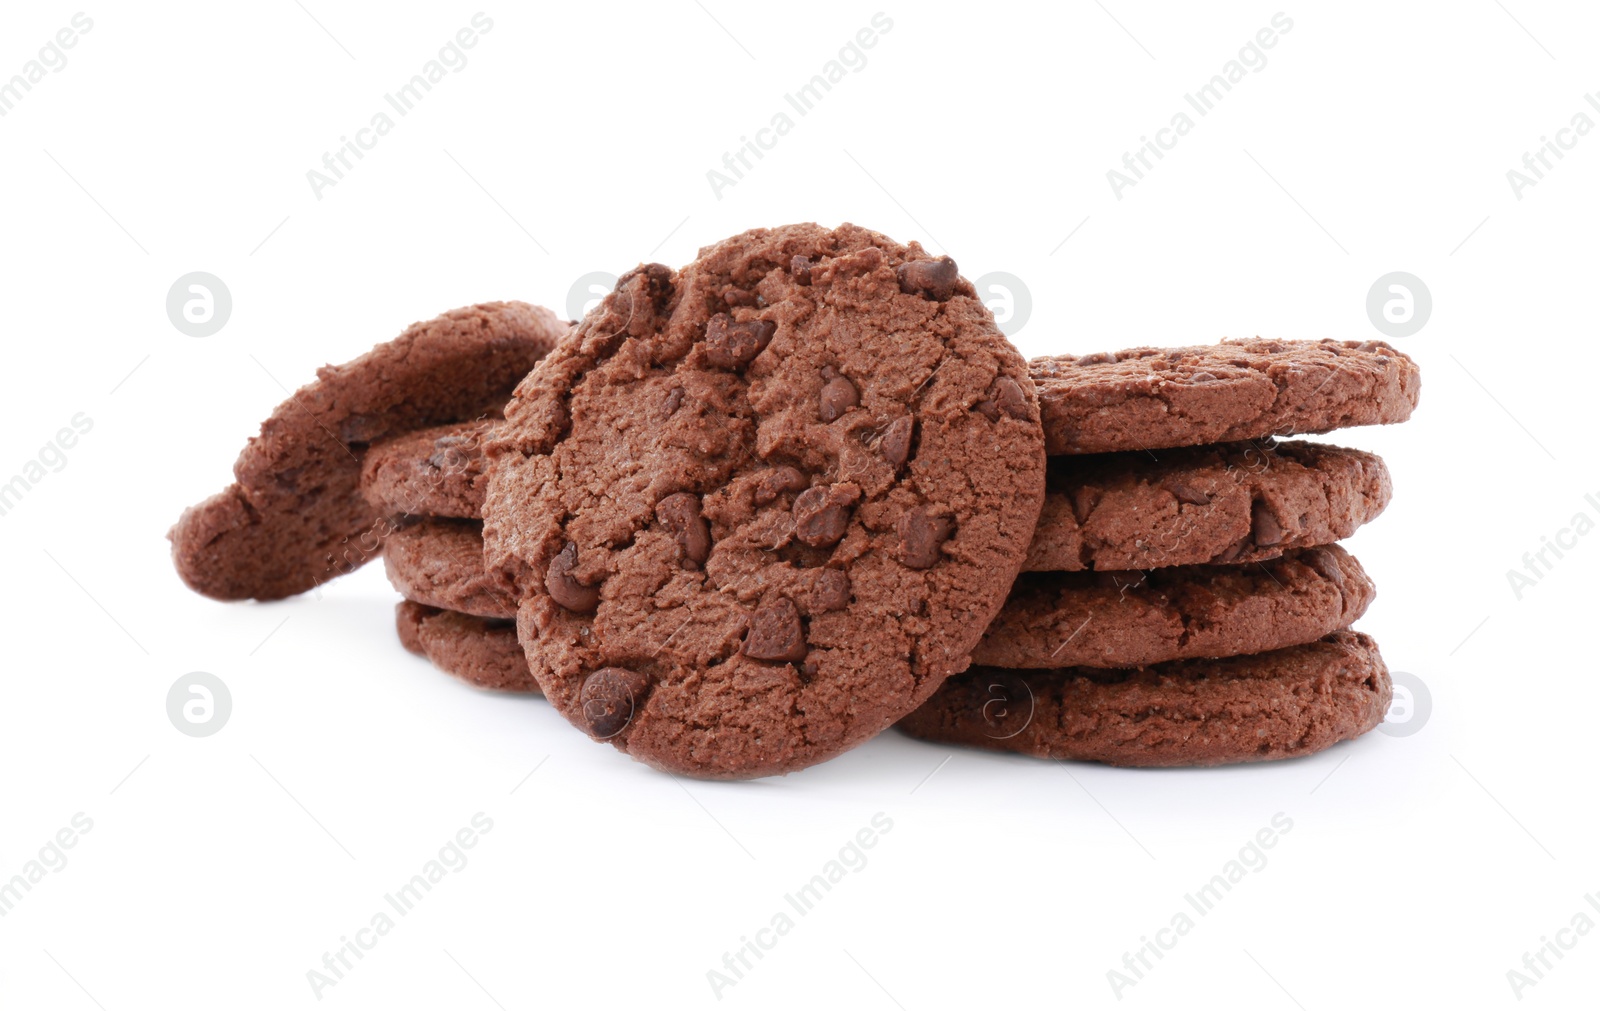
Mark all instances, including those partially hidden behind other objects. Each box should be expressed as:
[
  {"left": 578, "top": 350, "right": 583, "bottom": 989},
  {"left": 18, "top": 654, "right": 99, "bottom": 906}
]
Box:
[
  {"left": 807, "top": 569, "right": 850, "bottom": 613},
  {"left": 579, "top": 667, "right": 652, "bottom": 738},
  {"left": 702, "top": 314, "right": 777, "bottom": 370},
  {"left": 618, "top": 262, "right": 674, "bottom": 314},
  {"left": 743, "top": 598, "right": 808, "bottom": 663},
  {"left": 754, "top": 465, "right": 808, "bottom": 505},
  {"left": 656, "top": 492, "right": 711, "bottom": 566},
  {"left": 1213, "top": 538, "right": 1248, "bottom": 563},
  {"left": 545, "top": 541, "right": 600, "bottom": 613},
  {"left": 552, "top": 397, "right": 572, "bottom": 433},
  {"left": 792, "top": 483, "right": 860, "bottom": 547},
  {"left": 991, "top": 376, "right": 1030, "bottom": 421},
  {"left": 790, "top": 254, "right": 813, "bottom": 285},
  {"left": 1075, "top": 352, "right": 1117, "bottom": 366},
  {"left": 1302, "top": 547, "right": 1345, "bottom": 587},
  {"left": 722, "top": 286, "right": 758, "bottom": 307},
  {"left": 662, "top": 386, "right": 685, "bottom": 419},
  {"left": 895, "top": 256, "right": 959, "bottom": 301},
  {"left": 972, "top": 399, "right": 1001, "bottom": 421},
  {"left": 898, "top": 508, "right": 954, "bottom": 569},
  {"left": 1250, "top": 500, "right": 1283, "bottom": 546},
  {"left": 1165, "top": 480, "right": 1212, "bottom": 506},
  {"left": 339, "top": 414, "right": 383, "bottom": 443},
  {"left": 428, "top": 435, "right": 473, "bottom": 472},
  {"left": 819, "top": 374, "right": 859, "bottom": 422},
  {"left": 1069, "top": 486, "right": 1102, "bottom": 524},
  {"left": 880, "top": 416, "right": 914, "bottom": 468}
]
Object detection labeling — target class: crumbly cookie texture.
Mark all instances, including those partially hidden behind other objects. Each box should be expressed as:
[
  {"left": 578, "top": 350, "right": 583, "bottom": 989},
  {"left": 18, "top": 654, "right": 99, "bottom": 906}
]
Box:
[
  {"left": 170, "top": 302, "right": 565, "bottom": 601},
  {"left": 396, "top": 601, "right": 536, "bottom": 692},
  {"left": 362, "top": 420, "right": 498, "bottom": 520},
  {"left": 1031, "top": 338, "right": 1420, "bottom": 455},
  {"left": 899, "top": 630, "right": 1391, "bottom": 766},
  {"left": 1025, "top": 439, "right": 1391, "bottom": 572},
  {"left": 976, "top": 545, "right": 1374, "bottom": 668},
  {"left": 485, "top": 223, "right": 1047, "bottom": 778},
  {"left": 384, "top": 519, "right": 517, "bottom": 619}
]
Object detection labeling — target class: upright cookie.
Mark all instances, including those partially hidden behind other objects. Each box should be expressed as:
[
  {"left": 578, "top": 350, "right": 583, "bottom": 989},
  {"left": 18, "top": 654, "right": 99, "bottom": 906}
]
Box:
[
  {"left": 1032, "top": 338, "right": 1420, "bottom": 455},
  {"left": 396, "top": 601, "right": 537, "bottom": 692},
  {"left": 976, "top": 545, "right": 1374, "bottom": 668},
  {"left": 485, "top": 223, "right": 1048, "bottom": 779},
  {"left": 899, "top": 630, "right": 1391, "bottom": 766},
  {"left": 362, "top": 420, "right": 496, "bottom": 520},
  {"left": 170, "top": 302, "right": 565, "bottom": 601},
  {"left": 385, "top": 519, "right": 517, "bottom": 619},
  {"left": 1026, "top": 439, "right": 1390, "bottom": 572}
]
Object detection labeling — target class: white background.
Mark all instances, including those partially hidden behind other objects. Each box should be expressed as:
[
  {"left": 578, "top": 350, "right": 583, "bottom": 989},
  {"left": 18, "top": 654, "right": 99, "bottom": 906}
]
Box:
[{"left": 1, "top": 2, "right": 1595, "bottom": 1008}]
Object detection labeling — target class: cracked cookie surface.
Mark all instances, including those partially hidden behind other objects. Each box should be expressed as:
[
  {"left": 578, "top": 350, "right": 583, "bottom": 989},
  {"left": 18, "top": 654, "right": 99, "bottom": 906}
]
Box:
[
  {"left": 1031, "top": 338, "right": 1420, "bottom": 455},
  {"left": 899, "top": 629, "right": 1391, "bottom": 766},
  {"left": 396, "top": 601, "right": 536, "bottom": 692},
  {"left": 1026, "top": 439, "right": 1391, "bottom": 572},
  {"left": 385, "top": 519, "right": 517, "bottom": 619},
  {"left": 362, "top": 420, "right": 498, "bottom": 520},
  {"left": 976, "top": 545, "right": 1374, "bottom": 668},
  {"left": 169, "top": 302, "right": 565, "bottom": 601},
  {"left": 484, "top": 223, "right": 1046, "bottom": 778}
]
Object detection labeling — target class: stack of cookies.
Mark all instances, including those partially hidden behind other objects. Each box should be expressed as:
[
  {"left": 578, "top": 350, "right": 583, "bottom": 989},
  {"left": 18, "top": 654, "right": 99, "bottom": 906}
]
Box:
[
  {"left": 171, "top": 223, "right": 1420, "bottom": 778},
  {"left": 897, "top": 340, "right": 1419, "bottom": 765}
]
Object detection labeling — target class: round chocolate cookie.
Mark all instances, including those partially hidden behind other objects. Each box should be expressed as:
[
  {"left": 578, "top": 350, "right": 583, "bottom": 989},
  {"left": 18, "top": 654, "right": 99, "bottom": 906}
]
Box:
[
  {"left": 1031, "top": 338, "right": 1420, "bottom": 455},
  {"left": 362, "top": 420, "right": 496, "bottom": 520},
  {"left": 484, "top": 223, "right": 1048, "bottom": 779},
  {"left": 1025, "top": 439, "right": 1390, "bottom": 572},
  {"left": 396, "top": 601, "right": 537, "bottom": 692},
  {"left": 170, "top": 302, "right": 565, "bottom": 601},
  {"left": 384, "top": 519, "right": 516, "bottom": 619},
  {"left": 898, "top": 629, "right": 1391, "bottom": 767},
  {"left": 976, "top": 545, "right": 1374, "bottom": 668}
]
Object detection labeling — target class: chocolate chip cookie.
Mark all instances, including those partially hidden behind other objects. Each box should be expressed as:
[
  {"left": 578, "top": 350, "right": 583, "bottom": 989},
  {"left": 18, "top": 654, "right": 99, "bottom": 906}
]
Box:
[
  {"left": 977, "top": 545, "right": 1374, "bottom": 668},
  {"left": 484, "top": 223, "right": 1047, "bottom": 778},
  {"left": 1032, "top": 338, "right": 1420, "bottom": 455},
  {"left": 1026, "top": 439, "right": 1390, "bottom": 572},
  {"left": 899, "top": 629, "right": 1391, "bottom": 766},
  {"left": 396, "top": 601, "right": 537, "bottom": 692},
  {"left": 362, "top": 420, "right": 496, "bottom": 520},
  {"left": 384, "top": 519, "right": 516, "bottom": 619},
  {"left": 170, "top": 302, "right": 565, "bottom": 601}
]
